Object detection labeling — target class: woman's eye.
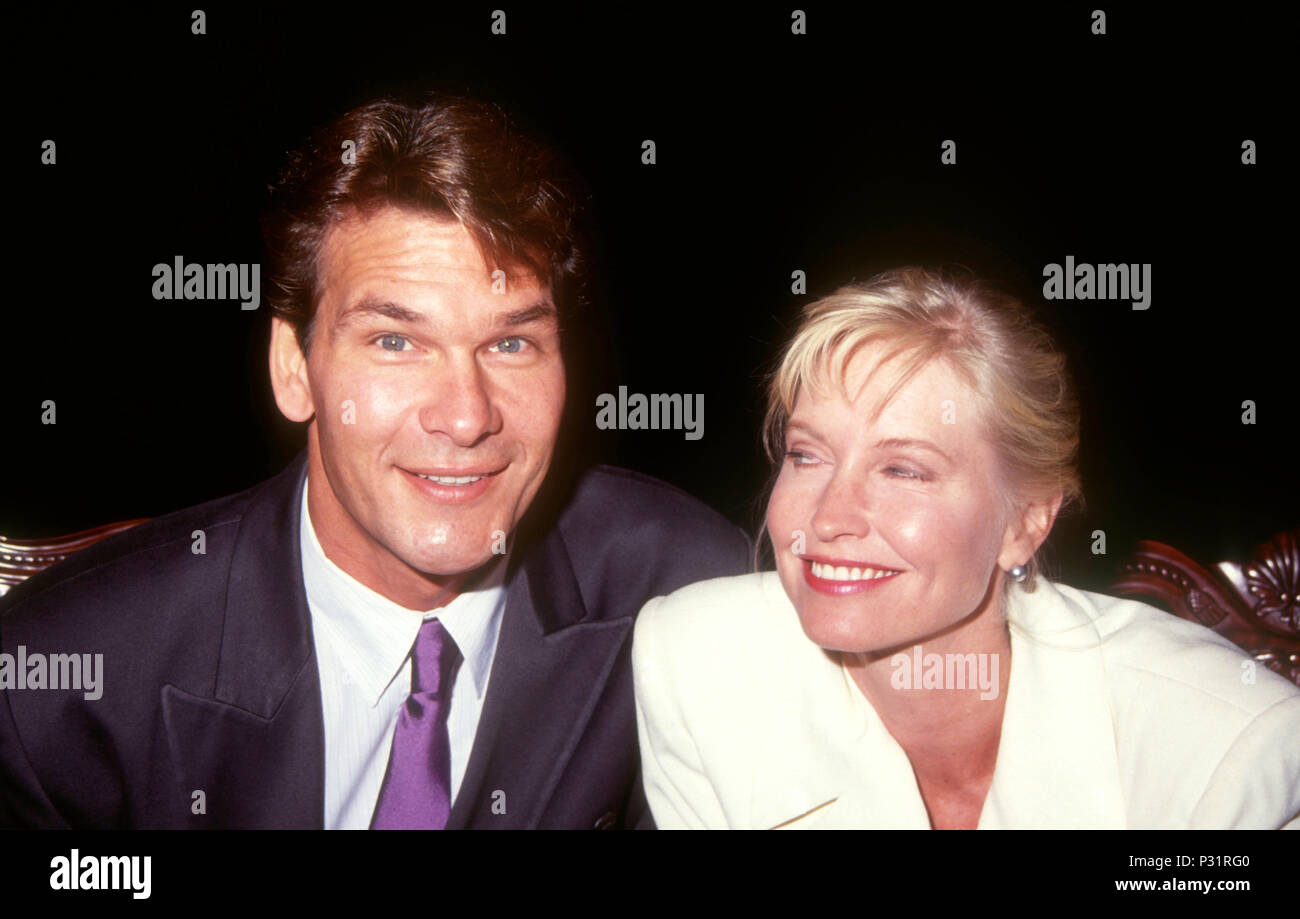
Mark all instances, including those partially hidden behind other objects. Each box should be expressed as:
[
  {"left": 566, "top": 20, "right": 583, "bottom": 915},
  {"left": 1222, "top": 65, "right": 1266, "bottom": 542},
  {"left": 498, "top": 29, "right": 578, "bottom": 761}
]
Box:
[
  {"left": 885, "top": 466, "right": 925, "bottom": 480},
  {"left": 785, "top": 451, "right": 818, "bottom": 466},
  {"left": 490, "top": 337, "right": 528, "bottom": 354},
  {"left": 377, "top": 334, "right": 410, "bottom": 352}
]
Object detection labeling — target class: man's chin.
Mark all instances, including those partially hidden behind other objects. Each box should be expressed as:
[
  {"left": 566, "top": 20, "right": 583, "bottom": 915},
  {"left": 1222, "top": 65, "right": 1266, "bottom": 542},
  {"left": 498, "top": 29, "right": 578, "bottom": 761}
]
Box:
[{"left": 402, "top": 546, "right": 505, "bottom": 582}]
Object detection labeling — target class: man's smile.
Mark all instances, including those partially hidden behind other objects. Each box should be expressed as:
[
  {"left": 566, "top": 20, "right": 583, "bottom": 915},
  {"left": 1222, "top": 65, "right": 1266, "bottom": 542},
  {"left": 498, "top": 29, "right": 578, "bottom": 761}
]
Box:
[{"left": 398, "top": 465, "right": 507, "bottom": 505}]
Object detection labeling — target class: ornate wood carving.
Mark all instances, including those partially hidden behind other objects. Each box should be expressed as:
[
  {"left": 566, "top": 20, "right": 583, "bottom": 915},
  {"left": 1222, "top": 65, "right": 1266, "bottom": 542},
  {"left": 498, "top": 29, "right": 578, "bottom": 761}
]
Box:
[
  {"left": 1113, "top": 528, "right": 1300, "bottom": 687},
  {"left": 0, "top": 520, "right": 148, "bottom": 596}
]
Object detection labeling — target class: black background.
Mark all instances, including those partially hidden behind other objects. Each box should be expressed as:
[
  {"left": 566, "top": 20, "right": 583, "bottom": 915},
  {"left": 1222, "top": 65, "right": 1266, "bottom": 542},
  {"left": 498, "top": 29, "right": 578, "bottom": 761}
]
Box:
[{"left": 6, "top": 3, "right": 1295, "bottom": 591}]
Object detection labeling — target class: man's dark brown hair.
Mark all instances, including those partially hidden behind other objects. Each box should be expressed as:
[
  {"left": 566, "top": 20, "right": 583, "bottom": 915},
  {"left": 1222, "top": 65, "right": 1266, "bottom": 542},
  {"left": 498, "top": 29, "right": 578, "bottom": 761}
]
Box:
[{"left": 263, "top": 93, "right": 590, "bottom": 355}]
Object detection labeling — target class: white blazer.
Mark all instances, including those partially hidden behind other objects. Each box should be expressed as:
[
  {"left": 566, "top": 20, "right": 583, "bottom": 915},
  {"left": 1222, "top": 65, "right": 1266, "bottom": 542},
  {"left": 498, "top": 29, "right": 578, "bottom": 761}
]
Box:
[{"left": 633, "top": 571, "right": 1300, "bottom": 829}]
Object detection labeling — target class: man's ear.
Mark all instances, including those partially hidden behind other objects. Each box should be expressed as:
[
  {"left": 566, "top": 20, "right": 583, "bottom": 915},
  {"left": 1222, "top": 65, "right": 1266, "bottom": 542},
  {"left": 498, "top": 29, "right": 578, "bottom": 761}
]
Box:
[
  {"left": 269, "top": 317, "right": 315, "bottom": 423},
  {"left": 998, "top": 489, "right": 1064, "bottom": 572}
]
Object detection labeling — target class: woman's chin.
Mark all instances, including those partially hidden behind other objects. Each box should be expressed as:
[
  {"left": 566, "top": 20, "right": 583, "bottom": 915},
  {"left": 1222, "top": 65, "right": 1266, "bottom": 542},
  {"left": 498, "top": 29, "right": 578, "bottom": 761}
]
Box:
[
  {"left": 794, "top": 603, "right": 893, "bottom": 656},
  {"left": 780, "top": 567, "right": 915, "bottom": 654}
]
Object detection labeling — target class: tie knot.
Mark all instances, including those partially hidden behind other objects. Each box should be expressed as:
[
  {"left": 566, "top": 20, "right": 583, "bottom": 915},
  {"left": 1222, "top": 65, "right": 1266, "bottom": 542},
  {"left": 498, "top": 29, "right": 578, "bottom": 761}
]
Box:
[{"left": 411, "top": 618, "right": 461, "bottom": 696}]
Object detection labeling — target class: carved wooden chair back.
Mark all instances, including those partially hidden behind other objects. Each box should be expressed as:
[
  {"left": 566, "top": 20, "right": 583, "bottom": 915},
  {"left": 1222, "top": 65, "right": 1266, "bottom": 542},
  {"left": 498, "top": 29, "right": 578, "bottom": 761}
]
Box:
[
  {"left": 1112, "top": 529, "right": 1300, "bottom": 687},
  {"left": 0, "top": 520, "right": 149, "bottom": 597}
]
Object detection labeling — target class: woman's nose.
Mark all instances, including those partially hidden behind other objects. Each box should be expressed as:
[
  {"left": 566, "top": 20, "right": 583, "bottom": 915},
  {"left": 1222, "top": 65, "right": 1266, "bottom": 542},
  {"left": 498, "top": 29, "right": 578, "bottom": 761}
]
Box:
[{"left": 811, "top": 471, "right": 872, "bottom": 544}]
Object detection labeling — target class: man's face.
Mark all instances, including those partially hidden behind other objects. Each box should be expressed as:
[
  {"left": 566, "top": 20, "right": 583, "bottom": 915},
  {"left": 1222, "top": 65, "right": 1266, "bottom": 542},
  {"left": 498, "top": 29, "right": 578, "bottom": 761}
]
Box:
[{"left": 272, "top": 207, "right": 565, "bottom": 606}]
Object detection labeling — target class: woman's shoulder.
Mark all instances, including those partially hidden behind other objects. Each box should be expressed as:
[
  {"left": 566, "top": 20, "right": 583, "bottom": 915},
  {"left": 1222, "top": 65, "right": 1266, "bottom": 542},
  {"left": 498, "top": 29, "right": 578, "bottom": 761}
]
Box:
[
  {"left": 632, "top": 570, "right": 819, "bottom": 685},
  {"left": 635, "top": 570, "right": 800, "bottom": 644},
  {"left": 1014, "top": 581, "right": 1300, "bottom": 827},
  {"left": 1029, "top": 579, "right": 1300, "bottom": 716}
]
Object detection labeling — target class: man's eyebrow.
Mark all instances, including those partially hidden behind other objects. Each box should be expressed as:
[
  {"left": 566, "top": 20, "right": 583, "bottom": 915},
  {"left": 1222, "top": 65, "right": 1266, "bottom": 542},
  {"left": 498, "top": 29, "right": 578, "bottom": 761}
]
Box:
[
  {"left": 335, "top": 297, "right": 426, "bottom": 329},
  {"left": 495, "top": 301, "right": 558, "bottom": 327},
  {"left": 874, "top": 437, "right": 953, "bottom": 463},
  {"left": 334, "top": 298, "right": 557, "bottom": 331}
]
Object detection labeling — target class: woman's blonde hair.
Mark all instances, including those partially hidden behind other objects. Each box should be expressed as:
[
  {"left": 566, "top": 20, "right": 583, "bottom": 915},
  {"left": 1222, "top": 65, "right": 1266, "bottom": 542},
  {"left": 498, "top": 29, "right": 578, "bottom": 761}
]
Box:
[{"left": 762, "top": 266, "right": 1082, "bottom": 591}]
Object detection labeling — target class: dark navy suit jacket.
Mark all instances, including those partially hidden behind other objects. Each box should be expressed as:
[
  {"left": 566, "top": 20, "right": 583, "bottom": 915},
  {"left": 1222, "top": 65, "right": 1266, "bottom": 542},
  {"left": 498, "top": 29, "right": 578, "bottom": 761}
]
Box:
[{"left": 0, "top": 454, "right": 750, "bottom": 828}]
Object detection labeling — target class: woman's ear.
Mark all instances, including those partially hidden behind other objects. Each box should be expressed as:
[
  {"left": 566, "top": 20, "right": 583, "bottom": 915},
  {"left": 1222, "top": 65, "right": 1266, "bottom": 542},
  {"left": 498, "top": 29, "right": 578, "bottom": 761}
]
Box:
[
  {"left": 998, "top": 490, "right": 1064, "bottom": 571},
  {"left": 269, "top": 317, "right": 316, "bottom": 423}
]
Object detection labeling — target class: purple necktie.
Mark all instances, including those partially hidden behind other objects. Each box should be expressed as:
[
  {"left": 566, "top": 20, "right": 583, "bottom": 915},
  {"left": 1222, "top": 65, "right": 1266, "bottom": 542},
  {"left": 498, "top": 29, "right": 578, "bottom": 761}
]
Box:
[{"left": 370, "top": 618, "right": 462, "bottom": 829}]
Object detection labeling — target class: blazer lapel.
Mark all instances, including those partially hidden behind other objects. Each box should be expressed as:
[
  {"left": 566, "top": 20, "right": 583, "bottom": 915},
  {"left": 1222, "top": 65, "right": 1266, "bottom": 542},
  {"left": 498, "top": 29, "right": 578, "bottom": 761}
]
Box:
[
  {"left": 724, "top": 574, "right": 922, "bottom": 829},
  {"left": 161, "top": 454, "right": 326, "bottom": 828},
  {"left": 748, "top": 642, "right": 931, "bottom": 829},
  {"left": 979, "top": 581, "right": 1127, "bottom": 828},
  {"left": 448, "top": 526, "right": 633, "bottom": 828}
]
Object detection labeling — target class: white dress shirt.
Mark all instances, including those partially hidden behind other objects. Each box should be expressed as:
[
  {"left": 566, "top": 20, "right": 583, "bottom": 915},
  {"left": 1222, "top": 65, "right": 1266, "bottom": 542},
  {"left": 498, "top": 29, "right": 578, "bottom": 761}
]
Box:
[
  {"left": 299, "top": 481, "right": 507, "bottom": 829},
  {"left": 634, "top": 571, "right": 1300, "bottom": 829}
]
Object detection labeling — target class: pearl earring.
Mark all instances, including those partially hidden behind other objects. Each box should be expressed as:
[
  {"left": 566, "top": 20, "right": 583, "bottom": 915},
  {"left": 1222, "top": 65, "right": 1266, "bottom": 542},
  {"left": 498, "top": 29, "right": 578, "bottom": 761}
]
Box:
[{"left": 1008, "top": 564, "right": 1027, "bottom": 582}]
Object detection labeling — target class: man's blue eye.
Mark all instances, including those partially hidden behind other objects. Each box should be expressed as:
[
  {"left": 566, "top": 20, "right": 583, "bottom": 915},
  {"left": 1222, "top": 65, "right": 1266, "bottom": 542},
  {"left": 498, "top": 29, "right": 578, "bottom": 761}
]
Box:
[
  {"left": 494, "top": 337, "right": 525, "bottom": 354},
  {"left": 379, "top": 335, "right": 408, "bottom": 351}
]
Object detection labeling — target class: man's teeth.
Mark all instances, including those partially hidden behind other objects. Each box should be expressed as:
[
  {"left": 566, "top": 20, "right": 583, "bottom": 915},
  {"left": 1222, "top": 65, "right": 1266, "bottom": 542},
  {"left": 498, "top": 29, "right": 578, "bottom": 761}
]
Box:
[
  {"left": 416, "top": 473, "right": 485, "bottom": 486},
  {"left": 810, "top": 561, "right": 898, "bottom": 581}
]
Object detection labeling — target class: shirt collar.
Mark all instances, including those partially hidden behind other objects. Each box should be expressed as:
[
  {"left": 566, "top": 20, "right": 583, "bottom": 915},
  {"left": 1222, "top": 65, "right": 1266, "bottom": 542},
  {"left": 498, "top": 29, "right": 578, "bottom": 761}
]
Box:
[{"left": 298, "top": 478, "right": 507, "bottom": 707}]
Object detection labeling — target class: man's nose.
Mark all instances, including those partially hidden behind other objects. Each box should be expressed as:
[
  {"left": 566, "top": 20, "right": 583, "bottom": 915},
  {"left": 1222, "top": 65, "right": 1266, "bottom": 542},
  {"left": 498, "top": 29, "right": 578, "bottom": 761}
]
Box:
[
  {"left": 417, "top": 353, "right": 502, "bottom": 447},
  {"left": 810, "top": 468, "right": 872, "bottom": 544}
]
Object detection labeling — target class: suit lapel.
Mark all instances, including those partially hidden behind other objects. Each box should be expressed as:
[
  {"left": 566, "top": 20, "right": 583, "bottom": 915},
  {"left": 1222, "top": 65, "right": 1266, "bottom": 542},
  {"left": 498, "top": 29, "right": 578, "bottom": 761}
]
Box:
[
  {"left": 161, "top": 453, "right": 326, "bottom": 828},
  {"left": 448, "top": 525, "right": 632, "bottom": 828}
]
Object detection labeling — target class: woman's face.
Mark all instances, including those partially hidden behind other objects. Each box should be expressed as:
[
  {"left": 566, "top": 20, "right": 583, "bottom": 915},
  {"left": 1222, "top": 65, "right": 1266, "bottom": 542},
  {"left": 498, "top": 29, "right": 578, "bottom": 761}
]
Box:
[{"left": 767, "top": 342, "right": 1021, "bottom": 655}]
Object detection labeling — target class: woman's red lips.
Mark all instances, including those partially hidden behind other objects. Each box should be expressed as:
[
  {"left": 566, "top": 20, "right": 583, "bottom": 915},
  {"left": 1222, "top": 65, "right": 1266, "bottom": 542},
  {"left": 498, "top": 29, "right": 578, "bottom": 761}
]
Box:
[{"left": 801, "top": 557, "right": 902, "bottom": 595}]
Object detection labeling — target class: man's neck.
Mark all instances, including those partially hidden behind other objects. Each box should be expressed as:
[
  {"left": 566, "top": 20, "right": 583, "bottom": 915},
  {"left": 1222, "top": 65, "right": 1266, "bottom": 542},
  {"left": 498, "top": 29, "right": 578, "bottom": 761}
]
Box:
[{"left": 304, "top": 476, "right": 471, "bottom": 612}]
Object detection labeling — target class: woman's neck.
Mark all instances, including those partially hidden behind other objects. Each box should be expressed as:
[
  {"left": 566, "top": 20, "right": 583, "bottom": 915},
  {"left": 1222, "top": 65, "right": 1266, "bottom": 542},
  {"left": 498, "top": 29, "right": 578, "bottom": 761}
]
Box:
[{"left": 842, "top": 600, "right": 1012, "bottom": 820}]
